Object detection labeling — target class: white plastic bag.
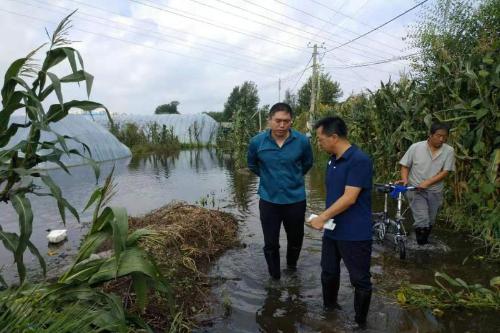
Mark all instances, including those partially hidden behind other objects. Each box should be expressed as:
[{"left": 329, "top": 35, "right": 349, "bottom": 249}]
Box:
[{"left": 307, "top": 214, "right": 336, "bottom": 230}]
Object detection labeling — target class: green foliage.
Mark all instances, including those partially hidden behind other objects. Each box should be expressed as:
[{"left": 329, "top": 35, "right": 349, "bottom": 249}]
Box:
[
  {"left": 155, "top": 101, "right": 180, "bottom": 114},
  {"left": 0, "top": 11, "right": 109, "bottom": 284},
  {"left": 397, "top": 272, "right": 500, "bottom": 310},
  {"left": 297, "top": 73, "right": 342, "bottom": 114},
  {"left": 222, "top": 81, "right": 260, "bottom": 122},
  {"left": 0, "top": 284, "right": 99, "bottom": 332},
  {"left": 204, "top": 111, "right": 225, "bottom": 122},
  {"left": 59, "top": 169, "right": 173, "bottom": 315},
  {"left": 283, "top": 89, "right": 298, "bottom": 112},
  {"left": 329, "top": 0, "right": 499, "bottom": 258},
  {"left": 218, "top": 81, "right": 261, "bottom": 167},
  {"left": 110, "top": 121, "right": 181, "bottom": 153}
]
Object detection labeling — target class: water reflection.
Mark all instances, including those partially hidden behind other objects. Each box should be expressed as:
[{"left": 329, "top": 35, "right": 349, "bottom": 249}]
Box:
[{"left": 256, "top": 282, "right": 307, "bottom": 333}]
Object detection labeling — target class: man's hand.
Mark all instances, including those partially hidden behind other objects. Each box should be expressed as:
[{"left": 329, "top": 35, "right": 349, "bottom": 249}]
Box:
[
  {"left": 395, "top": 179, "right": 408, "bottom": 185},
  {"left": 418, "top": 179, "right": 431, "bottom": 189},
  {"left": 310, "top": 215, "right": 327, "bottom": 230}
]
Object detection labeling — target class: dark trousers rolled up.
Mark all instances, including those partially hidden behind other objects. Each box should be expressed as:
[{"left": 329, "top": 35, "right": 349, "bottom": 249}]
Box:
[
  {"left": 321, "top": 237, "right": 372, "bottom": 327},
  {"left": 259, "top": 199, "right": 306, "bottom": 279}
]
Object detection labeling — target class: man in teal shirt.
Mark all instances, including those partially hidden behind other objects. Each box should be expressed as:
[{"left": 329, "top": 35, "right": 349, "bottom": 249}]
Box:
[{"left": 247, "top": 103, "right": 313, "bottom": 280}]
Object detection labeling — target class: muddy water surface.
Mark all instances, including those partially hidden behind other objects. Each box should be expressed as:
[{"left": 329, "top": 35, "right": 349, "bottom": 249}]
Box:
[{"left": 0, "top": 149, "right": 497, "bottom": 332}]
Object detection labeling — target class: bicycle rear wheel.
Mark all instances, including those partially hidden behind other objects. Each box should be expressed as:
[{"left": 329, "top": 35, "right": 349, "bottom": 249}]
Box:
[{"left": 397, "top": 238, "right": 406, "bottom": 260}]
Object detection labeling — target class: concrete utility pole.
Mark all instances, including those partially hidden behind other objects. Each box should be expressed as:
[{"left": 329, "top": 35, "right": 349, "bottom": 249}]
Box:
[
  {"left": 278, "top": 77, "right": 281, "bottom": 102},
  {"left": 307, "top": 44, "right": 319, "bottom": 135}
]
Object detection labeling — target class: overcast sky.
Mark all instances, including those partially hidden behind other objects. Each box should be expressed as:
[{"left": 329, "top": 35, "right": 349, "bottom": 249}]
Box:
[{"left": 0, "top": 0, "right": 427, "bottom": 115}]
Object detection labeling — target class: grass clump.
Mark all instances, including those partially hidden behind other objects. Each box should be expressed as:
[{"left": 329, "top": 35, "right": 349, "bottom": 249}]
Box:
[
  {"left": 396, "top": 272, "right": 500, "bottom": 314},
  {"left": 104, "top": 202, "right": 239, "bottom": 332}
]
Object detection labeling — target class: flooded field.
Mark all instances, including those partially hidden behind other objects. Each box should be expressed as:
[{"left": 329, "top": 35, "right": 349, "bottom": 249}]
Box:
[{"left": 0, "top": 149, "right": 498, "bottom": 332}]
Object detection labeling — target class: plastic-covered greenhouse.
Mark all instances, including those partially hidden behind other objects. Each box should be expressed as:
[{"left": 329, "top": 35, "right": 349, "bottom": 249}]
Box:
[
  {"left": 90, "top": 113, "right": 219, "bottom": 145},
  {"left": 7, "top": 115, "right": 131, "bottom": 169}
]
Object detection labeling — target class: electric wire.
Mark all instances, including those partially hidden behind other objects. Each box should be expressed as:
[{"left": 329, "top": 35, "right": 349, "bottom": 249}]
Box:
[
  {"left": 20, "top": 0, "right": 300, "bottom": 73},
  {"left": 0, "top": 7, "right": 279, "bottom": 78},
  {"left": 323, "top": 0, "right": 429, "bottom": 54}
]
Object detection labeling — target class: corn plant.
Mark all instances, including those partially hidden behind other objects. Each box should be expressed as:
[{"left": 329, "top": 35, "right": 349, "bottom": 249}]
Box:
[
  {"left": 59, "top": 168, "right": 173, "bottom": 313},
  {"left": 0, "top": 11, "right": 111, "bottom": 284},
  {"left": 397, "top": 272, "right": 500, "bottom": 310}
]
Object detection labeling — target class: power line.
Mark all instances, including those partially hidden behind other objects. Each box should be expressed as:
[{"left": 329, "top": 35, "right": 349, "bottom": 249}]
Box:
[
  {"left": 324, "top": 0, "right": 429, "bottom": 54},
  {"left": 61, "top": 0, "right": 301, "bottom": 67},
  {"left": 0, "top": 7, "right": 278, "bottom": 78},
  {"left": 309, "top": 0, "right": 350, "bottom": 40},
  {"left": 272, "top": 0, "right": 404, "bottom": 53},
  {"left": 187, "top": 0, "right": 335, "bottom": 49},
  {"left": 307, "top": 0, "right": 403, "bottom": 41},
  {"left": 20, "top": 0, "right": 299, "bottom": 73},
  {"left": 73, "top": 0, "right": 409, "bottom": 72},
  {"left": 239, "top": 0, "right": 404, "bottom": 60},
  {"left": 325, "top": 53, "right": 417, "bottom": 69},
  {"left": 291, "top": 56, "right": 313, "bottom": 92},
  {"left": 127, "top": 0, "right": 307, "bottom": 52}
]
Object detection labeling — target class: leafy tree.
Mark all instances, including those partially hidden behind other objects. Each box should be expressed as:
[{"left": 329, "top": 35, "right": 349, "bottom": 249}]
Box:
[
  {"left": 283, "top": 89, "right": 298, "bottom": 112},
  {"left": 205, "top": 111, "right": 225, "bottom": 122},
  {"left": 222, "top": 81, "right": 259, "bottom": 122},
  {"left": 155, "top": 101, "right": 180, "bottom": 114},
  {"left": 408, "top": 0, "right": 499, "bottom": 79},
  {"left": 297, "top": 73, "right": 342, "bottom": 113}
]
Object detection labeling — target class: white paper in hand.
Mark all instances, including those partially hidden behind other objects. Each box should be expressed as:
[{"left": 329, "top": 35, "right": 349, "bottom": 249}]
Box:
[{"left": 307, "top": 214, "right": 336, "bottom": 231}]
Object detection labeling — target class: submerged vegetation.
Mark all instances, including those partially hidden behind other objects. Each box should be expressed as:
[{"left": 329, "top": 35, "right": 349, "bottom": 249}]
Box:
[
  {"left": 397, "top": 272, "right": 500, "bottom": 311},
  {"left": 110, "top": 121, "right": 181, "bottom": 154}
]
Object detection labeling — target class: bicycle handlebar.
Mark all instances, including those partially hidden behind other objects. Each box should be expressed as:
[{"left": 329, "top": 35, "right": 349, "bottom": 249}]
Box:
[{"left": 374, "top": 183, "right": 417, "bottom": 192}]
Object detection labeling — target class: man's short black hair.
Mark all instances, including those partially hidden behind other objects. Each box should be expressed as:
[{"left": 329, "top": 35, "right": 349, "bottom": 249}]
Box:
[
  {"left": 313, "top": 116, "right": 348, "bottom": 138},
  {"left": 430, "top": 122, "right": 450, "bottom": 135},
  {"left": 269, "top": 102, "right": 293, "bottom": 118}
]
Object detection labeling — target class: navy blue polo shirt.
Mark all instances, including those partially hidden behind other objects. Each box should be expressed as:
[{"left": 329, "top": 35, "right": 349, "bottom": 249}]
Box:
[
  {"left": 247, "top": 129, "right": 313, "bottom": 204},
  {"left": 324, "top": 145, "right": 373, "bottom": 241}
]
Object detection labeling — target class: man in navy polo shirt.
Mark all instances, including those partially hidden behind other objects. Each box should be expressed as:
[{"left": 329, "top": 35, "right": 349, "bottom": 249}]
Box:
[
  {"left": 247, "top": 102, "right": 313, "bottom": 280},
  {"left": 310, "top": 116, "right": 373, "bottom": 329}
]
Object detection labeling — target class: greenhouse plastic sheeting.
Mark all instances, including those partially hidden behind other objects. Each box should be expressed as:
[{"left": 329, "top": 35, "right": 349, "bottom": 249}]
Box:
[
  {"left": 88, "top": 113, "right": 219, "bottom": 144},
  {"left": 6, "top": 115, "right": 131, "bottom": 169}
]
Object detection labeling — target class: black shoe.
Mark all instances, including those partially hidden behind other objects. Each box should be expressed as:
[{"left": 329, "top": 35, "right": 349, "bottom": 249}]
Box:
[
  {"left": 321, "top": 271, "right": 341, "bottom": 310},
  {"left": 264, "top": 249, "right": 280, "bottom": 280},
  {"left": 354, "top": 289, "right": 371, "bottom": 329}
]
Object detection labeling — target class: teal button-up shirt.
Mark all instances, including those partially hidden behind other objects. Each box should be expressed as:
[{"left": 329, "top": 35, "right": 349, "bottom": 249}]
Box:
[{"left": 247, "top": 129, "right": 313, "bottom": 204}]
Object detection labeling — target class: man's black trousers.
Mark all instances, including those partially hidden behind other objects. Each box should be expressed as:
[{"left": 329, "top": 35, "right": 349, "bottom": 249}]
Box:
[
  {"left": 259, "top": 199, "right": 306, "bottom": 279},
  {"left": 320, "top": 237, "right": 372, "bottom": 291}
]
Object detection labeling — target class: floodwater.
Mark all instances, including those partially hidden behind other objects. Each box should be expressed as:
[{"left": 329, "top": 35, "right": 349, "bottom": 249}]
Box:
[{"left": 0, "top": 149, "right": 498, "bottom": 332}]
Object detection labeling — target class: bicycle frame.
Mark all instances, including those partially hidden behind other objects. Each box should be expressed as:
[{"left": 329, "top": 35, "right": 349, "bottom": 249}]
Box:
[{"left": 372, "top": 183, "right": 415, "bottom": 259}]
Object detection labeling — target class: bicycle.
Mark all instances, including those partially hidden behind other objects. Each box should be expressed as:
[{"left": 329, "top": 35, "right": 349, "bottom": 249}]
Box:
[{"left": 372, "top": 183, "right": 416, "bottom": 259}]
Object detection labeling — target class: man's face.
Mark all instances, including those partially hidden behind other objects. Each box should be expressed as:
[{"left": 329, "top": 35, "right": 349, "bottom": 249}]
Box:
[
  {"left": 269, "top": 111, "right": 292, "bottom": 138},
  {"left": 316, "top": 126, "right": 336, "bottom": 154},
  {"left": 428, "top": 129, "right": 449, "bottom": 149}
]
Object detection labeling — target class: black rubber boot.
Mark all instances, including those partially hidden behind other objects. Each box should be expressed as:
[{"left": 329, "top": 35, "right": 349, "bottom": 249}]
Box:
[
  {"left": 321, "top": 271, "right": 341, "bottom": 310},
  {"left": 264, "top": 249, "right": 280, "bottom": 280},
  {"left": 354, "top": 289, "right": 372, "bottom": 329},
  {"left": 415, "top": 228, "right": 426, "bottom": 245},
  {"left": 421, "top": 227, "right": 430, "bottom": 244},
  {"left": 286, "top": 245, "right": 301, "bottom": 271}
]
